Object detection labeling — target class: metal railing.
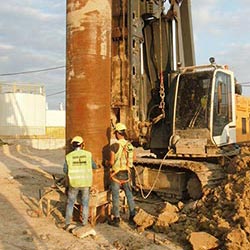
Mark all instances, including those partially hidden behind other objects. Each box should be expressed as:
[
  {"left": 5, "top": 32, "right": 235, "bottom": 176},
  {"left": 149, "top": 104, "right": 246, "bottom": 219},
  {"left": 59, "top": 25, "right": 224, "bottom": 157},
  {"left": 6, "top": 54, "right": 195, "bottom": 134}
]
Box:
[{"left": 0, "top": 83, "right": 45, "bottom": 95}]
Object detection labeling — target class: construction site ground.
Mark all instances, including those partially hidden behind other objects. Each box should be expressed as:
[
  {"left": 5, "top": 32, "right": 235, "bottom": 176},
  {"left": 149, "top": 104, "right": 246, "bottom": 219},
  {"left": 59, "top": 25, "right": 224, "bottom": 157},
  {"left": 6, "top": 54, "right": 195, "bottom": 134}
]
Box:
[{"left": 0, "top": 144, "right": 250, "bottom": 250}]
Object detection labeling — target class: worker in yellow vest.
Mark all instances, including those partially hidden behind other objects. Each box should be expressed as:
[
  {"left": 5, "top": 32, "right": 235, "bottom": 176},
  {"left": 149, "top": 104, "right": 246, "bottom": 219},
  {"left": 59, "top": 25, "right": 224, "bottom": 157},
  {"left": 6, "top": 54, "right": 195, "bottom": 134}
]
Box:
[
  {"left": 63, "top": 136, "right": 96, "bottom": 230},
  {"left": 107, "top": 123, "right": 136, "bottom": 227}
]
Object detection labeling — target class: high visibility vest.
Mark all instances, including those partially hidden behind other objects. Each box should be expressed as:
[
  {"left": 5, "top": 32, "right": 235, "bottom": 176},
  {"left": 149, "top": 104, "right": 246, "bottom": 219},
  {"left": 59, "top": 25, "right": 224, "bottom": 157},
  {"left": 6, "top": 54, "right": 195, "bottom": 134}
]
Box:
[
  {"left": 201, "top": 95, "right": 208, "bottom": 109},
  {"left": 112, "top": 139, "right": 134, "bottom": 173},
  {"left": 66, "top": 149, "right": 93, "bottom": 188}
]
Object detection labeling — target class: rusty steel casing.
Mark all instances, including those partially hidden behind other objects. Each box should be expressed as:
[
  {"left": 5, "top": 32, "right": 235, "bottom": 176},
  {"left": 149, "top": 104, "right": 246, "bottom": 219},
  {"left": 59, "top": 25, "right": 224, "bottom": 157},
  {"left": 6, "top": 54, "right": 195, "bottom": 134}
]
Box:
[{"left": 66, "top": 0, "right": 111, "bottom": 164}]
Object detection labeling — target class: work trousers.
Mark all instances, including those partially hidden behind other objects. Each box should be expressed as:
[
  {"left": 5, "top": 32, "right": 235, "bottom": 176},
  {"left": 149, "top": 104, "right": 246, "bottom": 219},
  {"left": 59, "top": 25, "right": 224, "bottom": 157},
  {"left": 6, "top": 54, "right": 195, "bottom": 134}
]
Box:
[
  {"left": 111, "top": 180, "right": 136, "bottom": 218},
  {"left": 65, "top": 186, "right": 90, "bottom": 226}
]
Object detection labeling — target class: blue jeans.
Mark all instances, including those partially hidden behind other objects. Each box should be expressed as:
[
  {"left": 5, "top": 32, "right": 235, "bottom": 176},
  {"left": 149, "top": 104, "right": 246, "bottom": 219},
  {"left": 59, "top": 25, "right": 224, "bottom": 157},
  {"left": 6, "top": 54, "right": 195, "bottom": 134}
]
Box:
[
  {"left": 65, "top": 187, "right": 90, "bottom": 226},
  {"left": 111, "top": 180, "right": 136, "bottom": 218}
]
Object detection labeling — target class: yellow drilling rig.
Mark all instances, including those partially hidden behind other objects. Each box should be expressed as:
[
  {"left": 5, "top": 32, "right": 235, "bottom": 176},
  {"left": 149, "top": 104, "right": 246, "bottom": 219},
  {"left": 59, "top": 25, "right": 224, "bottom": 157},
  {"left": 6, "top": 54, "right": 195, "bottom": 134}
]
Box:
[{"left": 66, "top": 0, "right": 249, "bottom": 201}]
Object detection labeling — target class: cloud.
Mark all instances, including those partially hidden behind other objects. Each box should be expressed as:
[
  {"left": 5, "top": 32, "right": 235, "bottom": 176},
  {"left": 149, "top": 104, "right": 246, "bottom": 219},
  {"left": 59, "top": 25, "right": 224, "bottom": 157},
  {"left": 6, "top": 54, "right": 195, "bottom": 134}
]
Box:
[
  {"left": 217, "top": 42, "right": 250, "bottom": 95},
  {"left": 0, "top": 43, "right": 14, "bottom": 50},
  {"left": 0, "top": 0, "right": 66, "bottom": 109},
  {"left": 192, "top": 0, "right": 250, "bottom": 96},
  {"left": 0, "top": 0, "right": 249, "bottom": 109}
]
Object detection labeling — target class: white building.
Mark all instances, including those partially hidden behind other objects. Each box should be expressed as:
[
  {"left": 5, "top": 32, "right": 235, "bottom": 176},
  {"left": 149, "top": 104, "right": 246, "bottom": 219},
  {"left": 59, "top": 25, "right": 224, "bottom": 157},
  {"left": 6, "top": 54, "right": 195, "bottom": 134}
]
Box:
[
  {"left": 0, "top": 83, "right": 46, "bottom": 135},
  {"left": 0, "top": 83, "right": 65, "bottom": 149}
]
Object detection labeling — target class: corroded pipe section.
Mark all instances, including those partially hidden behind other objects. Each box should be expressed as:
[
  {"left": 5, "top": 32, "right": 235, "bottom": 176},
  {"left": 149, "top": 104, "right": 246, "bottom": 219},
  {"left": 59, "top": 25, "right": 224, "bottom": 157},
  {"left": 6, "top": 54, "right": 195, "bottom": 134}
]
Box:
[{"left": 66, "top": 0, "right": 111, "bottom": 164}]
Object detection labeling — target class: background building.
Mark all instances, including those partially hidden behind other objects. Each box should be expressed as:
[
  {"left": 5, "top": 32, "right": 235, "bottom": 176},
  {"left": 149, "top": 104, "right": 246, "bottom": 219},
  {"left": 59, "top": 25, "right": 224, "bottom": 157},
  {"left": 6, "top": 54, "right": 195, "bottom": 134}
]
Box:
[{"left": 0, "top": 83, "right": 65, "bottom": 149}]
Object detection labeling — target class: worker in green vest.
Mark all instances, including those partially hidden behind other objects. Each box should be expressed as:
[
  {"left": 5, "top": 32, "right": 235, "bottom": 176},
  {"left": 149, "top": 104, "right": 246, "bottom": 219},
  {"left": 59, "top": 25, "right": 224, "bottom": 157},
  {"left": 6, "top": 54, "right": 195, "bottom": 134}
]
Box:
[
  {"left": 63, "top": 136, "right": 96, "bottom": 230},
  {"left": 107, "top": 123, "right": 136, "bottom": 227}
]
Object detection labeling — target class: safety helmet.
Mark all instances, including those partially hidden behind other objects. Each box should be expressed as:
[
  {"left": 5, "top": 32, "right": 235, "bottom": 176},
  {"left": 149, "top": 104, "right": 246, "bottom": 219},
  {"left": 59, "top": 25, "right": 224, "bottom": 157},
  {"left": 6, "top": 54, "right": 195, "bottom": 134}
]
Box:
[
  {"left": 114, "top": 122, "right": 127, "bottom": 132},
  {"left": 71, "top": 136, "right": 84, "bottom": 145}
]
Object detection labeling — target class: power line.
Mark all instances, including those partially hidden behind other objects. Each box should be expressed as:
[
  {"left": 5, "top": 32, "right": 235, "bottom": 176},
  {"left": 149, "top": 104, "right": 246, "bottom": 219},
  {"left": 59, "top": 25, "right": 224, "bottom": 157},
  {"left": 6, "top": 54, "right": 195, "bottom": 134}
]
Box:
[
  {"left": 240, "top": 82, "right": 250, "bottom": 85},
  {"left": 46, "top": 90, "right": 65, "bottom": 97},
  {"left": 0, "top": 65, "right": 65, "bottom": 76}
]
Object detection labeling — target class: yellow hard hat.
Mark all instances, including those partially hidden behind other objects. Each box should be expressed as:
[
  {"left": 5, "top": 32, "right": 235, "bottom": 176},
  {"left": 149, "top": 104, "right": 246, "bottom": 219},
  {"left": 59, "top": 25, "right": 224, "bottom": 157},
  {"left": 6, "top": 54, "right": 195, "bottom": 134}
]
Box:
[
  {"left": 71, "top": 136, "right": 84, "bottom": 145},
  {"left": 114, "top": 122, "right": 127, "bottom": 132}
]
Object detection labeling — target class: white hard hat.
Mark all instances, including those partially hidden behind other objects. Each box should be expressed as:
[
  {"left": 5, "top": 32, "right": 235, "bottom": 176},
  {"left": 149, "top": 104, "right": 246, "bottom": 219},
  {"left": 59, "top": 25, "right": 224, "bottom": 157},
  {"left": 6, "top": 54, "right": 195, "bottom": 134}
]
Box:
[
  {"left": 114, "top": 123, "right": 127, "bottom": 132},
  {"left": 71, "top": 136, "right": 84, "bottom": 145}
]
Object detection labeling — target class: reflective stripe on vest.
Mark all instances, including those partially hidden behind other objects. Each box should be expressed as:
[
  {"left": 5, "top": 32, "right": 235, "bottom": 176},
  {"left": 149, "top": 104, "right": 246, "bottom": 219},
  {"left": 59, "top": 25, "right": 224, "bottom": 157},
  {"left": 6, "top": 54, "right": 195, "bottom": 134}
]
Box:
[
  {"left": 112, "top": 139, "right": 134, "bottom": 173},
  {"left": 66, "top": 150, "right": 93, "bottom": 188}
]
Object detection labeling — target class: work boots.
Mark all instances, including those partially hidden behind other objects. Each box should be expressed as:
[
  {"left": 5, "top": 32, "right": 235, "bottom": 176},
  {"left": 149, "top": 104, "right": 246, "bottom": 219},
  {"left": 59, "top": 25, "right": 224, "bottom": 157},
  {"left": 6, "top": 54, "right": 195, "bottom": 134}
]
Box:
[
  {"left": 129, "top": 215, "right": 136, "bottom": 226},
  {"left": 108, "top": 217, "right": 120, "bottom": 227}
]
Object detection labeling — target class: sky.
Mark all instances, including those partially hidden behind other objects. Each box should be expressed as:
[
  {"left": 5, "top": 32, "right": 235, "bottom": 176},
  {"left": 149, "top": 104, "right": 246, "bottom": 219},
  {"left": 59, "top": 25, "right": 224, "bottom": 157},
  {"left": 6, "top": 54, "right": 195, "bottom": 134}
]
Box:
[{"left": 0, "top": 0, "right": 249, "bottom": 110}]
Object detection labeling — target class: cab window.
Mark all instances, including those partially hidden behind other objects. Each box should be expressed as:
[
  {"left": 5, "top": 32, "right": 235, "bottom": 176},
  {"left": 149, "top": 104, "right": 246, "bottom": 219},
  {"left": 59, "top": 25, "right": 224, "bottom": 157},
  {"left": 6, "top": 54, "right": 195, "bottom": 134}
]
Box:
[{"left": 213, "top": 71, "right": 232, "bottom": 136}]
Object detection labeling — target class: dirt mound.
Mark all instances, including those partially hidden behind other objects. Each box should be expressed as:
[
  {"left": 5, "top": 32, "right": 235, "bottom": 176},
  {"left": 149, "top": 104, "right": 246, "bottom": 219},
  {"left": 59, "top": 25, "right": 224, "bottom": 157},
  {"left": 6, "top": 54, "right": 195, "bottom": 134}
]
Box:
[{"left": 167, "top": 153, "right": 250, "bottom": 249}]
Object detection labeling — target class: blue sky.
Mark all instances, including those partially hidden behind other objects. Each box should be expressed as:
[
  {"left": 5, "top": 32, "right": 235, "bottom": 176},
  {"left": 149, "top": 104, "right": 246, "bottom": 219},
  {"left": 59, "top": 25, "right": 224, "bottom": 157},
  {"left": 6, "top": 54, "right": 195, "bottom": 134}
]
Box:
[
  {"left": 192, "top": 0, "right": 250, "bottom": 89},
  {"left": 0, "top": 0, "right": 249, "bottom": 109}
]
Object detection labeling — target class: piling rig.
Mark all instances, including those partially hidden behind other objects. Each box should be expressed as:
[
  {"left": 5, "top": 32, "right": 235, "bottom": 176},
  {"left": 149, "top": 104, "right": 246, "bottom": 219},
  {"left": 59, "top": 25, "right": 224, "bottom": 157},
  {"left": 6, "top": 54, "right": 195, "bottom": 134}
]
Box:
[{"left": 66, "top": 0, "right": 247, "bottom": 201}]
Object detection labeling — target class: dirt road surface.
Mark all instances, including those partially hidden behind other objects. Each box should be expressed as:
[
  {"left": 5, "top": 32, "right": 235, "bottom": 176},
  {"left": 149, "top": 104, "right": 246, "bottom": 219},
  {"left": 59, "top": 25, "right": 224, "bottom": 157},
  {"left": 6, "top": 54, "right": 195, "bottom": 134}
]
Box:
[{"left": 0, "top": 144, "right": 184, "bottom": 250}]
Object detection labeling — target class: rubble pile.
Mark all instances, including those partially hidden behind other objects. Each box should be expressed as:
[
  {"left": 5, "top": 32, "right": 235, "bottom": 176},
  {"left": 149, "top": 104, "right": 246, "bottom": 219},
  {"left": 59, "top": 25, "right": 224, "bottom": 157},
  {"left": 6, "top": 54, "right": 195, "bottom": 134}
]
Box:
[
  {"left": 135, "top": 153, "right": 250, "bottom": 249},
  {"left": 160, "top": 154, "right": 250, "bottom": 249},
  {"left": 196, "top": 154, "right": 250, "bottom": 249}
]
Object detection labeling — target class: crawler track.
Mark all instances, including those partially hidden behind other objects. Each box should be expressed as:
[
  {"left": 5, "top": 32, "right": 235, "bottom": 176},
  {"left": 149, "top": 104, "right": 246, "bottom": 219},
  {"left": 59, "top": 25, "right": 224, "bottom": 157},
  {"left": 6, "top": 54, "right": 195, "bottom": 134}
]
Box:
[{"left": 134, "top": 157, "right": 225, "bottom": 200}]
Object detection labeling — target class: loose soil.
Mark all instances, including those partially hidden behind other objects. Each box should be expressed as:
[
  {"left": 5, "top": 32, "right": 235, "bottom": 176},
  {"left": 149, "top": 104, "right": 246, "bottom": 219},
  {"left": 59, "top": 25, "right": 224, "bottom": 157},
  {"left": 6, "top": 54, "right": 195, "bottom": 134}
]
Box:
[
  {"left": 0, "top": 144, "right": 183, "bottom": 250},
  {"left": 1, "top": 144, "right": 250, "bottom": 250}
]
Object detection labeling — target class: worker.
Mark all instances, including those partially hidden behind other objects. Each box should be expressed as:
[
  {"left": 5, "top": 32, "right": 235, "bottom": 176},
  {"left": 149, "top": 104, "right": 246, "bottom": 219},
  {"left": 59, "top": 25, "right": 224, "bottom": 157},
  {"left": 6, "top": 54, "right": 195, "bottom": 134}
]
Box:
[
  {"left": 201, "top": 94, "right": 208, "bottom": 110},
  {"left": 63, "top": 136, "right": 96, "bottom": 230},
  {"left": 107, "top": 122, "right": 136, "bottom": 227}
]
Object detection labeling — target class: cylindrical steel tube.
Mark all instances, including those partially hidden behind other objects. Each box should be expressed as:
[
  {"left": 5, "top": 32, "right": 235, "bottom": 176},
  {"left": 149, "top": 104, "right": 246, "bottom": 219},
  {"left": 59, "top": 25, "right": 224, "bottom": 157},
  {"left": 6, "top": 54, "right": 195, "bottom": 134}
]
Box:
[{"left": 66, "top": 0, "right": 111, "bottom": 164}]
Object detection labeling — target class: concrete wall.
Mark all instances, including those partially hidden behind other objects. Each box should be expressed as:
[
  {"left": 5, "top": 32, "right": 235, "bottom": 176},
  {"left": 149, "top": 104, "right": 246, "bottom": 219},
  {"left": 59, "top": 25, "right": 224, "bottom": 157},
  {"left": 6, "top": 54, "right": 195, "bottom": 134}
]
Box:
[
  {"left": 46, "top": 110, "right": 65, "bottom": 127},
  {"left": 1, "top": 138, "right": 65, "bottom": 150},
  {"left": 0, "top": 93, "right": 46, "bottom": 135},
  {"left": 45, "top": 110, "right": 66, "bottom": 139}
]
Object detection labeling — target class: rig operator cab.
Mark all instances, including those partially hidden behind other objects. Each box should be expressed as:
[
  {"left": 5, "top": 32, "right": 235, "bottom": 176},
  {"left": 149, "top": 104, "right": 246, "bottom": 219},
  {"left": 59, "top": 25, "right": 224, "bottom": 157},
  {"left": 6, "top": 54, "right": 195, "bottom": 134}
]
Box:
[{"left": 147, "top": 59, "right": 240, "bottom": 159}]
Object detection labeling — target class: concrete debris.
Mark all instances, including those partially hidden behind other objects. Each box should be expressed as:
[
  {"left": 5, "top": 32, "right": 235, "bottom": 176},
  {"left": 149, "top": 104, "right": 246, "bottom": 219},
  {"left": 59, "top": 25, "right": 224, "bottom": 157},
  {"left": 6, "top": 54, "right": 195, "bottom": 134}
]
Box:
[
  {"left": 133, "top": 208, "right": 155, "bottom": 232},
  {"left": 225, "top": 228, "right": 249, "bottom": 250},
  {"left": 153, "top": 202, "right": 179, "bottom": 233},
  {"left": 160, "top": 202, "right": 179, "bottom": 213},
  {"left": 180, "top": 200, "right": 199, "bottom": 213},
  {"left": 188, "top": 231, "right": 219, "bottom": 250},
  {"left": 72, "top": 225, "right": 96, "bottom": 239},
  {"left": 177, "top": 201, "right": 184, "bottom": 210},
  {"left": 153, "top": 210, "right": 179, "bottom": 233}
]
